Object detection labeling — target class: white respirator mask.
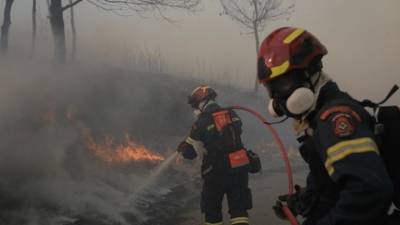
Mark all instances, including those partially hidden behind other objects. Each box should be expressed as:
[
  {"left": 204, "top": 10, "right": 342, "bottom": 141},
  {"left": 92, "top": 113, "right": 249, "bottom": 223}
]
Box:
[
  {"left": 267, "top": 87, "right": 315, "bottom": 117},
  {"left": 266, "top": 71, "right": 329, "bottom": 118}
]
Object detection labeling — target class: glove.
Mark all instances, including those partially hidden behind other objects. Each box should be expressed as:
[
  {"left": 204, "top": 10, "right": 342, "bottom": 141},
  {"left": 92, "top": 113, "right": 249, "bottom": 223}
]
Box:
[
  {"left": 177, "top": 141, "right": 187, "bottom": 153},
  {"left": 177, "top": 141, "right": 197, "bottom": 159},
  {"left": 272, "top": 184, "right": 303, "bottom": 220},
  {"left": 272, "top": 201, "right": 287, "bottom": 220}
]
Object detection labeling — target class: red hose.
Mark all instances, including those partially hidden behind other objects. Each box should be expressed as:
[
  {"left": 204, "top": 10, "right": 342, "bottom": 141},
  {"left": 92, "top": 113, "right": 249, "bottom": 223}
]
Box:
[
  {"left": 229, "top": 105, "right": 299, "bottom": 225},
  {"left": 283, "top": 205, "right": 299, "bottom": 225}
]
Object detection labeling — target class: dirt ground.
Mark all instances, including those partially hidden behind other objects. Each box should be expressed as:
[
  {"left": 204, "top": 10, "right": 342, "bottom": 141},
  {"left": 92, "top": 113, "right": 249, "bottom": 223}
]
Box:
[{"left": 179, "top": 171, "right": 307, "bottom": 225}]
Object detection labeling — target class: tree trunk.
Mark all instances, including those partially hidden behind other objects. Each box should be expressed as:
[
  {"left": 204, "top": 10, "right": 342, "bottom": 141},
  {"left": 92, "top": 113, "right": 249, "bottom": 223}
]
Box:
[
  {"left": 252, "top": 0, "right": 260, "bottom": 92},
  {"left": 1, "top": 0, "right": 15, "bottom": 54},
  {"left": 253, "top": 21, "right": 260, "bottom": 92},
  {"left": 30, "top": 0, "right": 37, "bottom": 57},
  {"left": 69, "top": 0, "right": 76, "bottom": 61},
  {"left": 49, "top": 0, "right": 66, "bottom": 63}
]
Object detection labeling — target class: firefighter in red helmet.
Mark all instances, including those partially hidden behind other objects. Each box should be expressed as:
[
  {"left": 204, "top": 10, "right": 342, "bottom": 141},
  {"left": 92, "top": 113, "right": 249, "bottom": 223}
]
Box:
[
  {"left": 177, "top": 85, "right": 253, "bottom": 225},
  {"left": 257, "top": 27, "right": 397, "bottom": 225}
]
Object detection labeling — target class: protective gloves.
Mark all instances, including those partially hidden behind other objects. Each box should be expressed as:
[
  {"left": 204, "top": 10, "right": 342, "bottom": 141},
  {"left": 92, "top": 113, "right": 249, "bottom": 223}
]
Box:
[
  {"left": 272, "top": 184, "right": 304, "bottom": 219},
  {"left": 176, "top": 141, "right": 197, "bottom": 159},
  {"left": 177, "top": 141, "right": 187, "bottom": 153}
]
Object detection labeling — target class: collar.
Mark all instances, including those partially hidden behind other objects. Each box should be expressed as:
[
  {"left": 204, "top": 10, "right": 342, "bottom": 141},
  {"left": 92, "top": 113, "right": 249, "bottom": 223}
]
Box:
[
  {"left": 202, "top": 101, "right": 220, "bottom": 113},
  {"left": 301, "top": 71, "right": 332, "bottom": 120},
  {"left": 294, "top": 79, "right": 341, "bottom": 135}
]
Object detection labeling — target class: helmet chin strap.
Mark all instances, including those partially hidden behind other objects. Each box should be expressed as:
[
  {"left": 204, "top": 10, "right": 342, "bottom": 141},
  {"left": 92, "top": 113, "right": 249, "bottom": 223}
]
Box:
[
  {"left": 306, "top": 71, "right": 322, "bottom": 91},
  {"left": 197, "top": 100, "right": 208, "bottom": 112},
  {"left": 193, "top": 100, "right": 214, "bottom": 119},
  {"left": 300, "top": 71, "right": 331, "bottom": 121},
  {"left": 264, "top": 116, "right": 289, "bottom": 125},
  {"left": 195, "top": 99, "right": 215, "bottom": 115}
]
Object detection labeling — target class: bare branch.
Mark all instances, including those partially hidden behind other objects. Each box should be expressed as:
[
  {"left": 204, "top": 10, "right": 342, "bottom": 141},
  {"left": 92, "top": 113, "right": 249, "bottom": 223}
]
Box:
[
  {"left": 85, "top": 0, "right": 200, "bottom": 18},
  {"left": 62, "top": 0, "right": 84, "bottom": 11},
  {"left": 220, "top": 0, "right": 293, "bottom": 33}
]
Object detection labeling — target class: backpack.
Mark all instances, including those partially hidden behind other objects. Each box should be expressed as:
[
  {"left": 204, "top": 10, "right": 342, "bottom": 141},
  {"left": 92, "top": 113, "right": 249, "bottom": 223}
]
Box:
[
  {"left": 360, "top": 85, "right": 400, "bottom": 208},
  {"left": 211, "top": 109, "right": 261, "bottom": 173}
]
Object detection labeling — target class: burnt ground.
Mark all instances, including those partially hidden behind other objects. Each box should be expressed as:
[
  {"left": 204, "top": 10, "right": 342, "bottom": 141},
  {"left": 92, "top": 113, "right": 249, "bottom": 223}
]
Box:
[{"left": 66, "top": 168, "right": 202, "bottom": 225}]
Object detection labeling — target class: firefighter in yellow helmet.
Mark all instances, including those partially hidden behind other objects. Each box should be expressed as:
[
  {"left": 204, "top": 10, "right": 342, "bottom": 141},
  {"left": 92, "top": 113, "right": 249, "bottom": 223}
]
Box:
[
  {"left": 257, "top": 27, "right": 396, "bottom": 225},
  {"left": 177, "top": 85, "right": 253, "bottom": 225}
]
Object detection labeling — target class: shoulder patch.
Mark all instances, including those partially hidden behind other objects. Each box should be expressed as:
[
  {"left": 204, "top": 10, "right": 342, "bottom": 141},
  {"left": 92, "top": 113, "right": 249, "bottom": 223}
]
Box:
[
  {"left": 332, "top": 113, "right": 355, "bottom": 137},
  {"left": 212, "top": 110, "right": 232, "bottom": 133},
  {"left": 320, "top": 106, "right": 362, "bottom": 122}
]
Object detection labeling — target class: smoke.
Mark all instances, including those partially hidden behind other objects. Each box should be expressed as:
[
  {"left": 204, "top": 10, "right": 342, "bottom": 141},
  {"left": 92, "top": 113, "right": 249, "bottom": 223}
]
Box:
[
  {"left": 0, "top": 60, "right": 198, "bottom": 225},
  {"left": 0, "top": 57, "right": 297, "bottom": 224}
]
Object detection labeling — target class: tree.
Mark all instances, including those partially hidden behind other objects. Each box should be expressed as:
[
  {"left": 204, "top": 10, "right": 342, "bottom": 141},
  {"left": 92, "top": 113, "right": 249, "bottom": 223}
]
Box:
[
  {"left": 49, "top": 0, "right": 82, "bottom": 63},
  {"left": 69, "top": 0, "right": 77, "bottom": 61},
  {"left": 86, "top": 0, "right": 200, "bottom": 15},
  {"left": 1, "top": 0, "right": 15, "bottom": 54},
  {"left": 48, "top": 0, "right": 200, "bottom": 64},
  {"left": 219, "top": 0, "right": 294, "bottom": 91},
  {"left": 30, "top": 0, "right": 37, "bottom": 57}
]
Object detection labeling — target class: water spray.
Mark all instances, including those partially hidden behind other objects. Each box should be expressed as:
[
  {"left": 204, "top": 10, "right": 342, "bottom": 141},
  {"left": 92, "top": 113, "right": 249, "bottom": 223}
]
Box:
[
  {"left": 127, "top": 152, "right": 178, "bottom": 204},
  {"left": 228, "top": 105, "right": 299, "bottom": 225}
]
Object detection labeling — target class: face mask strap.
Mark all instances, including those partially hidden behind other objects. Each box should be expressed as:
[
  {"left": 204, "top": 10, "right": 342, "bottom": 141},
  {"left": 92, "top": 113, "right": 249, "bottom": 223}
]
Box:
[
  {"left": 198, "top": 99, "right": 210, "bottom": 112},
  {"left": 264, "top": 116, "right": 289, "bottom": 125},
  {"left": 307, "top": 71, "right": 322, "bottom": 91}
]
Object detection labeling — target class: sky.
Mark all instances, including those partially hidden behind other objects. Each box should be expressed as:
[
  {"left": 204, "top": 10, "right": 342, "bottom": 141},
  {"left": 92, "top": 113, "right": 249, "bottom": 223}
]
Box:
[{"left": 6, "top": 0, "right": 400, "bottom": 104}]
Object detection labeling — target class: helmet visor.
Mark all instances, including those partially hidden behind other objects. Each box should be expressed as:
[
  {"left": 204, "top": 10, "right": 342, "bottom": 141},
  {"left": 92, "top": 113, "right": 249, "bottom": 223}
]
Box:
[
  {"left": 187, "top": 95, "right": 199, "bottom": 109},
  {"left": 263, "top": 70, "right": 308, "bottom": 99},
  {"left": 257, "top": 57, "right": 272, "bottom": 83}
]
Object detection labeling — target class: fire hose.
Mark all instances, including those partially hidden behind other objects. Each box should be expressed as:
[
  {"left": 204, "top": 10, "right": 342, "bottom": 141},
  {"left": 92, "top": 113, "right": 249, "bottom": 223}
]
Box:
[{"left": 229, "top": 105, "right": 299, "bottom": 225}]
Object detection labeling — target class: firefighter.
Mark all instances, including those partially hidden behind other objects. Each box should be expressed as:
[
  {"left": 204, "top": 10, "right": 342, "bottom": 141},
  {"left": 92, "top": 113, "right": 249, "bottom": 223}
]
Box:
[
  {"left": 177, "top": 85, "right": 252, "bottom": 225},
  {"left": 256, "top": 27, "right": 395, "bottom": 225}
]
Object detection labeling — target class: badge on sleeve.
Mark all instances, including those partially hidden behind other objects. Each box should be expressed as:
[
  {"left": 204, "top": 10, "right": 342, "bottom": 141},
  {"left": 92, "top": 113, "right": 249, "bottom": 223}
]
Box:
[
  {"left": 320, "top": 106, "right": 361, "bottom": 138},
  {"left": 332, "top": 113, "right": 355, "bottom": 137}
]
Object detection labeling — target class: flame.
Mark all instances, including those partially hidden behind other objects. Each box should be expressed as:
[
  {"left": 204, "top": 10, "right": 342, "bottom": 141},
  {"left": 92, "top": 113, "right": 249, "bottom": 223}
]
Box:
[
  {"left": 83, "top": 129, "right": 164, "bottom": 164},
  {"left": 39, "top": 106, "right": 164, "bottom": 164}
]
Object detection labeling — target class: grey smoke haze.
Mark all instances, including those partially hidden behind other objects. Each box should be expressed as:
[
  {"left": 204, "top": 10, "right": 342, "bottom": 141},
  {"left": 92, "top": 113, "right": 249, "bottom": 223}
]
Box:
[
  {"left": 7, "top": 0, "right": 400, "bottom": 104},
  {"left": 0, "top": 60, "right": 288, "bottom": 224},
  {"left": 0, "top": 60, "right": 206, "bottom": 224}
]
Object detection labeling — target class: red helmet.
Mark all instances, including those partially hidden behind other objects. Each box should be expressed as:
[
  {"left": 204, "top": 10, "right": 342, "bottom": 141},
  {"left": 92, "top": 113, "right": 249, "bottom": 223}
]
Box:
[
  {"left": 257, "top": 27, "right": 327, "bottom": 84},
  {"left": 188, "top": 85, "right": 217, "bottom": 108}
]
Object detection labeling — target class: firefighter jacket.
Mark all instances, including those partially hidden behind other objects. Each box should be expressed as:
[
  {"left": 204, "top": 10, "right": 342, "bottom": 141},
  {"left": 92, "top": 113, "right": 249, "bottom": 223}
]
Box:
[
  {"left": 180, "top": 102, "right": 245, "bottom": 177},
  {"left": 298, "top": 81, "right": 394, "bottom": 225}
]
